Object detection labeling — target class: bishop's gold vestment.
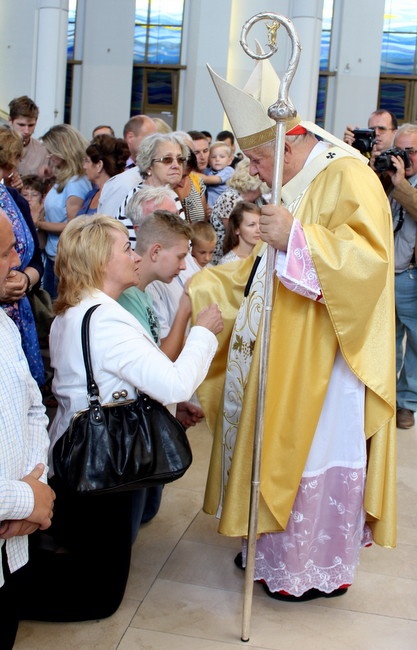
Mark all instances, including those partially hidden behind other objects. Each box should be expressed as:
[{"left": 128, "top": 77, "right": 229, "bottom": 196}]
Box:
[{"left": 190, "top": 150, "right": 396, "bottom": 548}]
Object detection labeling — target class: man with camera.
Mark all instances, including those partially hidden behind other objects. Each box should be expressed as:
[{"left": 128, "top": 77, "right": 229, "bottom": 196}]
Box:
[
  {"left": 384, "top": 123, "right": 417, "bottom": 429},
  {"left": 347, "top": 112, "right": 417, "bottom": 429},
  {"left": 343, "top": 109, "right": 398, "bottom": 163}
]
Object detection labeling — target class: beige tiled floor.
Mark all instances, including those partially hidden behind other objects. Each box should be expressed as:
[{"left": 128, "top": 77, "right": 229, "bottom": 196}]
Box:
[{"left": 15, "top": 420, "right": 417, "bottom": 650}]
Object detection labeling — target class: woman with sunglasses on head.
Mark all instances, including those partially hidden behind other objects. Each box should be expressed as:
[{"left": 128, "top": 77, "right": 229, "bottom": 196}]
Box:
[{"left": 117, "top": 133, "right": 188, "bottom": 245}]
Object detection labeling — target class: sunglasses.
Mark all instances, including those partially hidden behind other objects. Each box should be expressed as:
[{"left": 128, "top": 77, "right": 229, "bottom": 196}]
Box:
[{"left": 151, "top": 155, "right": 187, "bottom": 166}]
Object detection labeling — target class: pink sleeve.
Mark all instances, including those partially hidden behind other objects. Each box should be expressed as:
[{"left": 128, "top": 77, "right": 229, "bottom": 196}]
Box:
[{"left": 275, "top": 219, "right": 324, "bottom": 302}]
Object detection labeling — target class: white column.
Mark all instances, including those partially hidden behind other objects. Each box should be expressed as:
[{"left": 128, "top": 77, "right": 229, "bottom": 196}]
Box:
[
  {"left": 70, "top": 0, "right": 136, "bottom": 139},
  {"left": 325, "top": 0, "right": 385, "bottom": 139},
  {"left": 180, "top": 1, "right": 295, "bottom": 137},
  {"left": 0, "top": 0, "right": 38, "bottom": 122},
  {"left": 226, "top": 0, "right": 291, "bottom": 90},
  {"left": 34, "top": 0, "right": 69, "bottom": 136},
  {"left": 290, "top": 0, "right": 324, "bottom": 121},
  {"left": 179, "top": 0, "right": 233, "bottom": 136}
]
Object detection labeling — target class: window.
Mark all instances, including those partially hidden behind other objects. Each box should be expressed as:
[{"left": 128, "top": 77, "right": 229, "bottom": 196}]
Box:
[
  {"left": 65, "top": 0, "right": 185, "bottom": 128},
  {"left": 65, "top": 0, "right": 79, "bottom": 124},
  {"left": 379, "top": 1, "right": 417, "bottom": 123},
  {"left": 316, "top": 0, "right": 417, "bottom": 126},
  {"left": 315, "top": 0, "right": 334, "bottom": 127},
  {"left": 134, "top": 0, "right": 183, "bottom": 64},
  {"left": 132, "top": 1, "right": 185, "bottom": 126}
]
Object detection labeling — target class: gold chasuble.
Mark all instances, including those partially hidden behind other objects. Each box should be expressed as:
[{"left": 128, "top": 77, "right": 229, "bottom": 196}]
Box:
[{"left": 190, "top": 150, "right": 396, "bottom": 549}]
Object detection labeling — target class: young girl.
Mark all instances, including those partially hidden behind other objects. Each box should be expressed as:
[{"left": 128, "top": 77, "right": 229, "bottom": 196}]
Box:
[{"left": 219, "top": 201, "right": 261, "bottom": 263}]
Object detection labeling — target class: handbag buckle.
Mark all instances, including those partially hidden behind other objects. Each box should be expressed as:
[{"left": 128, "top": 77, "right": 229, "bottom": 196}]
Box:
[{"left": 112, "top": 389, "right": 128, "bottom": 401}]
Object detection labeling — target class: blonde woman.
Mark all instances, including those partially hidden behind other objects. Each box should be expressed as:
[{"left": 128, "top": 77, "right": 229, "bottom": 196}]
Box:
[
  {"left": 10, "top": 214, "right": 222, "bottom": 623},
  {"left": 37, "top": 124, "right": 91, "bottom": 298}
]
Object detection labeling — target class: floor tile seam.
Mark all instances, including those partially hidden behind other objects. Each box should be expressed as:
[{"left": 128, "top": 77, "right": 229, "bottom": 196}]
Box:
[
  {"left": 176, "top": 535, "right": 240, "bottom": 551},
  {"left": 132, "top": 506, "right": 209, "bottom": 599},
  {"left": 123, "top": 624, "right": 265, "bottom": 648},
  {"left": 309, "top": 601, "right": 417, "bottom": 622},
  {"left": 167, "top": 484, "right": 206, "bottom": 496},
  {"left": 356, "top": 565, "right": 417, "bottom": 582}
]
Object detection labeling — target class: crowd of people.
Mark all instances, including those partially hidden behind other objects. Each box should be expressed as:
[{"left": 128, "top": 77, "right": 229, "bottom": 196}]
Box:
[{"left": 0, "top": 77, "right": 406, "bottom": 645}]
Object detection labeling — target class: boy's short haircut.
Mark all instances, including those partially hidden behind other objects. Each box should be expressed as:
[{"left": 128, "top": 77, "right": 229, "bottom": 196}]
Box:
[
  {"left": 8, "top": 96, "right": 39, "bottom": 120},
  {"left": 187, "top": 130, "right": 209, "bottom": 142},
  {"left": 200, "top": 130, "right": 212, "bottom": 141},
  {"left": 135, "top": 210, "right": 192, "bottom": 255},
  {"left": 209, "top": 141, "right": 232, "bottom": 157},
  {"left": 216, "top": 129, "right": 235, "bottom": 145},
  {"left": 191, "top": 221, "right": 216, "bottom": 245}
]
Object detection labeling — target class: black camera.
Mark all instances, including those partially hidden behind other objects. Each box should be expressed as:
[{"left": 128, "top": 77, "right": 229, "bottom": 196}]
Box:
[
  {"left": 352, "top": 128, "right": 376, "bottom": 155},
  {"left": 373, "top": 147, "right": 411, "bottom": 173}
]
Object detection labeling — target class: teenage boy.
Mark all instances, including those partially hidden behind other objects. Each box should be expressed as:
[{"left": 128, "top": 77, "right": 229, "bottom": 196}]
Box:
[{"left": 8, "top": 96, "right": 50, "bottom": 179}]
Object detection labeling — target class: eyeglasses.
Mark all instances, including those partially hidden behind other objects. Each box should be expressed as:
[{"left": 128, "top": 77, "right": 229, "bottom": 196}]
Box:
[
  {"left": 151, "top": 156, "right": 187, "bottom": 166},
  {"left": 371, "top": 126, "right": 395, "bottom": 133}
]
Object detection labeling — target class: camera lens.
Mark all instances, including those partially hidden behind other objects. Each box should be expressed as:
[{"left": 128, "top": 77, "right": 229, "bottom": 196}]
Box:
[{"left": 352, "top": 140, "right": 369, "bottom": 155}]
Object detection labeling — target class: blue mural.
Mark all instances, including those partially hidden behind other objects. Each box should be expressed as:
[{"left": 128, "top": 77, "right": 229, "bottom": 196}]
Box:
[
  {"left": 133, "top": 25, "right": 182, "bottom": 64},
  {"left": 134, "top": 0, "right": 184, "bottom": 64},
  {"left": 67, "top": 5, "right": 76, "bottom": 59},
  {"left": 381, "top": 33, "right": 417, "bottom": 75},
  {"left": 136, "top": 0, "right": 183, "bottom": 26}
]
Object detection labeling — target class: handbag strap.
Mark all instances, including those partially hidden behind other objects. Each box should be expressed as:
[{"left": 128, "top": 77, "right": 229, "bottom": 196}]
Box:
[{"left": 81, "top": 304, "right": 101, "bottom": 404}]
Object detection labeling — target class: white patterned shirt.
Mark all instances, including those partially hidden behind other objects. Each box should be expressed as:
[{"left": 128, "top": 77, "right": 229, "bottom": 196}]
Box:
[{"left": 0, "top": 309, "right": 50, "bottom": 586}]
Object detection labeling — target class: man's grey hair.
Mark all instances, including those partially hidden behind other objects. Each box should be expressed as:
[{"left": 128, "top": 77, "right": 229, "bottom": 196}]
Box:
[
  {"left": 394, "top": 123, "right": 417, "bottom": 142},
  {"left": 126, "top": 185, "right": 178, "bottom": 227}
]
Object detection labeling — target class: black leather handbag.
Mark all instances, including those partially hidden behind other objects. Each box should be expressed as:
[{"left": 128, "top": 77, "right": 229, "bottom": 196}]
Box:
[{"left": 53, "top": 304, "right": 192, "bottom": 495}]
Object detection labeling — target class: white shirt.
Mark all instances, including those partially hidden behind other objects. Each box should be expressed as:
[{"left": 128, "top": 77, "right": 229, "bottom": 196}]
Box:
[
  {"left": 146, "top": 253, "right": 201, "bottom": 338},
  {"left": 48, "top": 290, "right": 218, "bottom": 471},
  {"left": 98, "top": 166, "right": 142, "bottom": 218},
  {"left": 0, "top": 310, "right": 49, "bottom": 586}
]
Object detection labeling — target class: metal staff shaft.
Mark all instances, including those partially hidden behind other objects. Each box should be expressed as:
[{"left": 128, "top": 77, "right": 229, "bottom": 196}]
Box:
[{"left": 239, "top": 14, "right": 301, "bottom": 643}]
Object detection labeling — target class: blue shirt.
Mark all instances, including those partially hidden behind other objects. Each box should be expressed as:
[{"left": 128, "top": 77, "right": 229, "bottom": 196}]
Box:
[
  {"left": 44, "top": 175, "right": 91, "bottom": 258},
  {"left": 205, "top": 165, "right": 234, "bottom": 208}
]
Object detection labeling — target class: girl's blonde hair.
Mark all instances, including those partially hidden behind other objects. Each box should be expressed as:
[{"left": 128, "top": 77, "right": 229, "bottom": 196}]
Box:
[
  {"left": 41, "top": 124, "right": 89, "bottom": 192},
  {"left": 54, "top": 214, "right": 129, "bottom": 314}
]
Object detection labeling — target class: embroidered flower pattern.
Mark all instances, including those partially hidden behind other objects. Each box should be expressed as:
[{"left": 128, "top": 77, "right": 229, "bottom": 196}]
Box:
[{"left": 242, "top": 466, "right": 371, "bottom": 595}]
